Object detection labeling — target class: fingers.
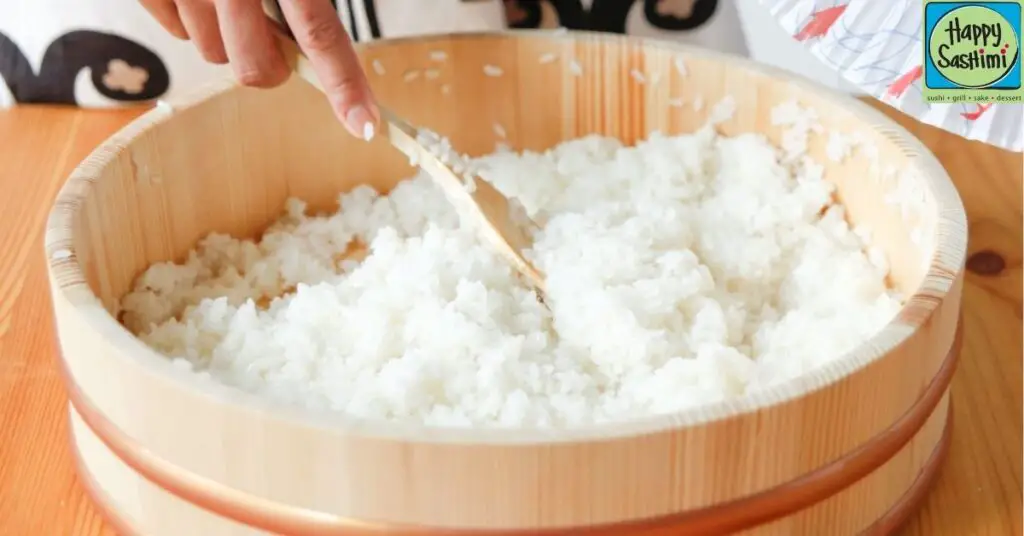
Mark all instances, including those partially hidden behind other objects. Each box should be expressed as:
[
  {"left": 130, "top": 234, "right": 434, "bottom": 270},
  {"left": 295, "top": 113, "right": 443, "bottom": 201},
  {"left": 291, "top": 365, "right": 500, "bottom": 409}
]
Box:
[
  {"left": 139, "top": 0, "right": 189, "bottom": 40},
  {"left": 140, "top": 0, "right": 375, "bottom": 142},
  {"left": 277, "top": 0, "right": 379, "bottom": 139},
  {"left": 176, "top": 0, "right": 229, "bottom": 64},
  {"left": 215, "top": 0, "right": 290, "bottom": 88}
]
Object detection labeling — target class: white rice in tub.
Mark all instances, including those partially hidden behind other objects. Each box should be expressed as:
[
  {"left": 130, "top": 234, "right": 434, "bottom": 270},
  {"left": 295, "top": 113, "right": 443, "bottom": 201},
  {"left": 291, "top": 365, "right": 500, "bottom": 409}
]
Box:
[{"left": 121, "top": 123, "right": 902, "bottom": 428}]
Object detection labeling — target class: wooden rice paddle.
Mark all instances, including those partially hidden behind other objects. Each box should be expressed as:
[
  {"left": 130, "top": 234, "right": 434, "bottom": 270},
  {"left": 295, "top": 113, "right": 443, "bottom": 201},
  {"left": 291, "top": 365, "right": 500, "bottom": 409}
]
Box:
[{"left": 260, "top": 2, "right": 547, "bottom": 299}]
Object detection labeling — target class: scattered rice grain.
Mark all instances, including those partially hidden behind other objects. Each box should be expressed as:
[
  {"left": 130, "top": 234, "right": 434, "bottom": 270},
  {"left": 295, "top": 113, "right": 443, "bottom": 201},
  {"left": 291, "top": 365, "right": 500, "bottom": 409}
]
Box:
[
  {"left": 826, "top": 132, "right": 853, "bottom": 162},
  {"left": 709, "top": 96, "right": 736, "bottom": 124},
  {"left": 910, "top": 227, "right": 923, "bottom": 245},
  {"left": 674, "top": 56, "right": 688, "bottom": 77},
  {"left": 402, "top": 69, "right": 420, "bottom": 82}
]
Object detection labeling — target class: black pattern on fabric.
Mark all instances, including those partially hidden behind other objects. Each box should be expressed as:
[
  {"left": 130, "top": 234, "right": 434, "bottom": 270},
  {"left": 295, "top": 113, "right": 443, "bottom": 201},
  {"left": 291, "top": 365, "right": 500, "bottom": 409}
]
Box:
[
  {"left": 363, "top": 0, "right": 383, "bottom": 39},
  {"left": 505, "top": 0, "right": 719, "bottom": 34},
  {"left": 0, "top": 30, "right": 170, "bottom": 105}
]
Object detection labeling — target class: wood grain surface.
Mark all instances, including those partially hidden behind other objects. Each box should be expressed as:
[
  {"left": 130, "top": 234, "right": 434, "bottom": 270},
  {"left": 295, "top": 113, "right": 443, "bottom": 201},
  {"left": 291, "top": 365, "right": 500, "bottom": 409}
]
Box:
[{"left": 0, "top": 101, "right": 1019, "bottom": 535}]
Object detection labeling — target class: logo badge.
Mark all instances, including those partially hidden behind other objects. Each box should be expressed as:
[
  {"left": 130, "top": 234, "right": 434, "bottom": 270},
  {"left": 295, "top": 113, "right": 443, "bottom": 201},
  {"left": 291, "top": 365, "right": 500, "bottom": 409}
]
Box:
[{"left": 923, "top": 0, "right": 1023, "bottom": 103}]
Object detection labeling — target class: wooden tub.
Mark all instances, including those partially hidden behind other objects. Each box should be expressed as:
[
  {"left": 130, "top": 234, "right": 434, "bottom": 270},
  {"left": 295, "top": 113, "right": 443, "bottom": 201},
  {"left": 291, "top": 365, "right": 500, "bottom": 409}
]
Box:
[{"left": 45, "top": 31, "right": 966, "bottom": 535}]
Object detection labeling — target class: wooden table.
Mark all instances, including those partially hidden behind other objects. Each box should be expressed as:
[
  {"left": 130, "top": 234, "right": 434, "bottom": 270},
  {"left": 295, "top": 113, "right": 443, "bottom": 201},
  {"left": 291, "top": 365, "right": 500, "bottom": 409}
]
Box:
[{"left": 0, "top": 103, "right": 1019, "bottom": 535}]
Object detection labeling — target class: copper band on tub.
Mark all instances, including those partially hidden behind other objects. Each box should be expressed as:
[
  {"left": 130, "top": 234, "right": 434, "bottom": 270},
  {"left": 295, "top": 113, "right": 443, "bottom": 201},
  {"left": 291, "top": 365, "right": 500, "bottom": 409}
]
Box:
[
  {"left": 862, "top": 404, "right": 952, "bottom": 536},
  {"left": 72, "top": 403, "right": 954, "bottom": 536},
  {"left": 61, "top": 320, "right": 962, "bottom": 535},
  {"left": 71, "top": 438, "right": 145, "bottom": 536}
]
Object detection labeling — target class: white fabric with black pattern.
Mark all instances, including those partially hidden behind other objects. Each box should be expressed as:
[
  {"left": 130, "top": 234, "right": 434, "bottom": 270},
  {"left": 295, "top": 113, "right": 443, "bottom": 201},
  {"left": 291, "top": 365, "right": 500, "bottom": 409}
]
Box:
[
  {"left": 0, "top": 0, "right": 745, "bottom": 109},
  {"left": 503, "top": 0, "right": 747, "bottom": 56},
  {"left": 0, "top": 0, "right": 230, "bottom": 108}
]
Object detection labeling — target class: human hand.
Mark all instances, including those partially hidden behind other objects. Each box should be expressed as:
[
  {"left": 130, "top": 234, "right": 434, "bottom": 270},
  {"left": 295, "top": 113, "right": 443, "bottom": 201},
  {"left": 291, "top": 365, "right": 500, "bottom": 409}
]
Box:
[{"left": 139, "top": 0, "right": 379, "bottom": 140}]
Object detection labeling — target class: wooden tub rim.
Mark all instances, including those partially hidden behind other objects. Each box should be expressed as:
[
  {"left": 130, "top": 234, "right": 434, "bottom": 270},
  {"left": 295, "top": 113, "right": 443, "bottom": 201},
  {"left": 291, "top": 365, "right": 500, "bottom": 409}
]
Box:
[{"left": 45, "top": 30, "right": 968, "bottom": 445}]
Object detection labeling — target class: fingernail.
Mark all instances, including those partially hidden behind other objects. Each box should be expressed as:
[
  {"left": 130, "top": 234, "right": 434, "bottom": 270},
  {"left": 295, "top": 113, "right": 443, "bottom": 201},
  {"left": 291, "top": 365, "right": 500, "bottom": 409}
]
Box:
[{"left": 345, "top": 105, "right": 375, "bottom": 142}]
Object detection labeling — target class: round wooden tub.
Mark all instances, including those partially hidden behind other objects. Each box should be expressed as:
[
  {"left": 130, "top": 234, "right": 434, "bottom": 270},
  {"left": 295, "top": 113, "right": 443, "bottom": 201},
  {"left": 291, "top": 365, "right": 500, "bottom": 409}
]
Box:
[{"left": 45, "top": 31, "right": 966, "bottom": 535}]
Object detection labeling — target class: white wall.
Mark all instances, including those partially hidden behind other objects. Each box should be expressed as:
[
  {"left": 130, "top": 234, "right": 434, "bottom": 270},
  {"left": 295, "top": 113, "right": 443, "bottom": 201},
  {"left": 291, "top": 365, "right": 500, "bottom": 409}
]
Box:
[{"left": 735, "top": 0, "right": 865, "bottom": 95}]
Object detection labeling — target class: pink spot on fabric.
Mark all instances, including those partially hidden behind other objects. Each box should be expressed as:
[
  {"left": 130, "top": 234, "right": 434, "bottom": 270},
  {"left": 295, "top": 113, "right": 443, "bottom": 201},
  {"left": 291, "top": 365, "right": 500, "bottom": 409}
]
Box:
[
  {"left": 887, "top": 65, "right": 924, "bottom": 98},
  {"left": 961, "top": 104, "right": 993, "bottom": 121},
  {"left": 794, "top": 4, "right": 849, "bottom": 41}
]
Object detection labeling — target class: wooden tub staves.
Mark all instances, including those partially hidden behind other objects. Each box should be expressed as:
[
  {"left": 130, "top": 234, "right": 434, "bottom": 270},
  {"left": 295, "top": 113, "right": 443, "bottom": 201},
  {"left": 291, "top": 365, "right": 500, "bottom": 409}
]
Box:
[{"left": 45, "top": 31, "right": 966, "bottom": 535}]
